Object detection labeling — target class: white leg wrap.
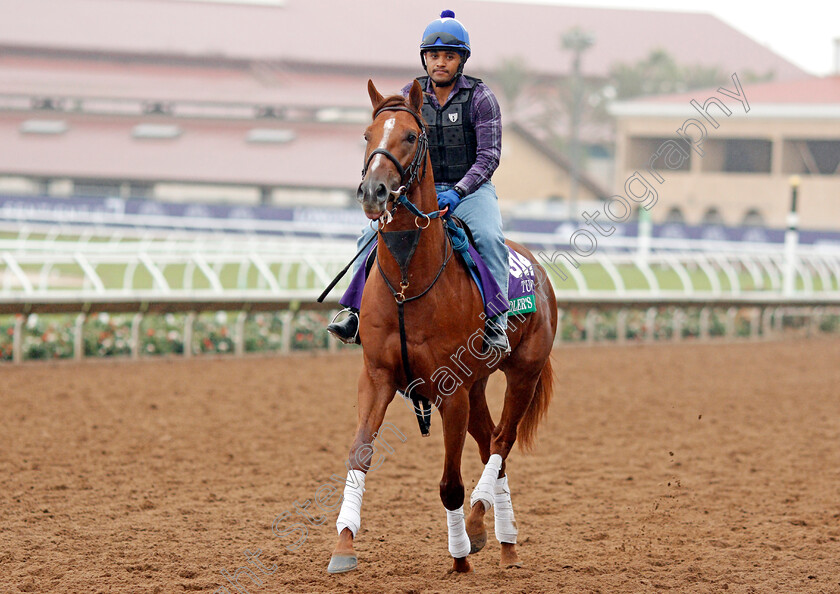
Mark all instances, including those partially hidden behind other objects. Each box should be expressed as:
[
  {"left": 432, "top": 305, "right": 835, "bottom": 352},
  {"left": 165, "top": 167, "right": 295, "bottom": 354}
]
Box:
[
  {"left": 335, "top": 469, "right": 366, "bottom": 537},
  {"left": 446, "top": 506, "right": 472, "bottom": 559},
  {"left": 470, "top": 454, "right": 502, "bottom": 511},
  {"left": 493, "top": 475, "right": 518, "bottom": 544}
]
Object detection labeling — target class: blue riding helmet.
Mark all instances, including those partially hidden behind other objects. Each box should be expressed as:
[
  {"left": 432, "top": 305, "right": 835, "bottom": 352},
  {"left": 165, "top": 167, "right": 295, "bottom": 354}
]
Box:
[{"left": 420, "top": 9, "right": 471, "bottom": 71}]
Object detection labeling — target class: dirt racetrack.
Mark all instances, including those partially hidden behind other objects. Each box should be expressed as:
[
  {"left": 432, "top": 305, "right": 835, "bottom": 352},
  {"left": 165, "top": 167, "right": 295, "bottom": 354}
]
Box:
[{"left": 2, "top": 338, "right": 840, "bottom": 593}]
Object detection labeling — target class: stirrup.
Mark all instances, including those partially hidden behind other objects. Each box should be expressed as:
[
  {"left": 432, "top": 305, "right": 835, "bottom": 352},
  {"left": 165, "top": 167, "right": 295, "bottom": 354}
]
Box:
[
  {"left": 483, "top": 321, "right": 511, "bottom": 355},
  {"left": 327, "top": 308, "right": 360, "bottom": 345}
]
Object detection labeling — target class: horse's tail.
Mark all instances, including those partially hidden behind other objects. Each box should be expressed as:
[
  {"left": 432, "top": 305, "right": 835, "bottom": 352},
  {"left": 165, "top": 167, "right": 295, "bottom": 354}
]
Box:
[{"left": 518, "top": 355, "right": 554, "bottom": 452}]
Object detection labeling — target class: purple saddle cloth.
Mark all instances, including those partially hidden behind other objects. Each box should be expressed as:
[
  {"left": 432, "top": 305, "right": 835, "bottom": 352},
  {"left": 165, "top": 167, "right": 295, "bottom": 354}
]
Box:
[{"left": 340, "top": 242, "right": 537, "bottom": 318}]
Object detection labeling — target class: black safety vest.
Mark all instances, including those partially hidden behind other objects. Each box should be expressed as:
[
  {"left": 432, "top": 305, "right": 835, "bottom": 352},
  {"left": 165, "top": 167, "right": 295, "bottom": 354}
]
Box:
[{"left": 417, "top": 75, "right": 480, "bottom": 185}]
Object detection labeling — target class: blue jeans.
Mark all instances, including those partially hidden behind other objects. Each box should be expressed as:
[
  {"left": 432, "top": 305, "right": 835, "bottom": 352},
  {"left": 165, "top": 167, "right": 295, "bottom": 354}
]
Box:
[{"left": 353, "top": 181, "right": 509, "bottom": 327}]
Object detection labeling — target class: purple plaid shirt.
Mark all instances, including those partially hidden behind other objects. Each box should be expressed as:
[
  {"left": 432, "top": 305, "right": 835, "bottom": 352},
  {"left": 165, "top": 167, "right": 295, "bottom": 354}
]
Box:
[{"left": 402, "top": 76, "right": 502, "bottom": 197}]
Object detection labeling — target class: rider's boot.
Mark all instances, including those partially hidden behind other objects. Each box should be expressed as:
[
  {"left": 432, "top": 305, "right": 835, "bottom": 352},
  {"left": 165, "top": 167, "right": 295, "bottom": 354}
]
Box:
[
  {"left": 327, "top": 308, "right": 361, "bottom": 345},
  {"left": 484, "top": 315, "right": 510, "bottom": 354}
]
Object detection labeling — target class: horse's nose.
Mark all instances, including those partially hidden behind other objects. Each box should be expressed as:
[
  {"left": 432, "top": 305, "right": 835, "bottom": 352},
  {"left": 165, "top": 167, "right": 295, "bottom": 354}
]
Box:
[{"left": 357, "top": 179, "right": 389, "bottom": 205}]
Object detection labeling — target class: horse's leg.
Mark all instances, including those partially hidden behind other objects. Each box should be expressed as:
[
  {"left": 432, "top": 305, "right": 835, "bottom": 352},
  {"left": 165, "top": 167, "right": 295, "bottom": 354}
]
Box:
[
  {"left": 438, "top": 388, "right": 472, "bottom": 573},
  {"left": 464, "top": 378, "right": 493, "bottom": 553},
  {"left": 327, "top": 367, "right": 395, "bottom": 574},
  {"left": 494, "top": 469, "right": 521, "bottom": 568},
  {"left": 489, "top": 364, "right": 546, "bottom": 568}
]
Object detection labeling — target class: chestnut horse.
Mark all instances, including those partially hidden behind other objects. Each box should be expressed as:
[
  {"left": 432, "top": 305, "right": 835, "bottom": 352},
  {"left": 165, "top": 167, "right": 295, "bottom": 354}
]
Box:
[{"left": 328, "top": 79, "right": 557, "bottom": 574}]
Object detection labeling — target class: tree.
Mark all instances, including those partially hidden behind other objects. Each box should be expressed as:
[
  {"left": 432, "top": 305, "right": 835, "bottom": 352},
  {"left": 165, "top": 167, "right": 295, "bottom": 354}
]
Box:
[
  {"left": 609, "top": 48, "right": 692, "bottom": 98},
  {"left": 493, "top": 57, "right": 531, "bottom": 117},
  {"left": 607, "top": 48, "right": 775, "bottom": 100}
]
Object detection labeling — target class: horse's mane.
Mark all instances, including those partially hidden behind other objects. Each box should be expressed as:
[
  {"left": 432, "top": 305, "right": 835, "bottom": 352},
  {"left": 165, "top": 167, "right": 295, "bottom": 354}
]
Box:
[{"left": 372, "top": 94, "right": 415, "bottom": 119}]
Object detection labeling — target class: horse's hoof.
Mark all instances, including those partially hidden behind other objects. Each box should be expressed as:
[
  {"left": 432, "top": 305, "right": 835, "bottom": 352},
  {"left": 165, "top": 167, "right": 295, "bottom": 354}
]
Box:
[
  {"left": 465, "top": 504, "right": 487, "bottom": 554},
  {"left": 499, "top": 542, "right": 522, "bottom": 568},
  {"left": 327, "top": 553, "right": 358, "bottom": 574},
  {"left": 448, "top": 557, "right": 473, "bottom": 573},
  {"left": 468, "top": 532, "right": 487, "bottom": 554}
]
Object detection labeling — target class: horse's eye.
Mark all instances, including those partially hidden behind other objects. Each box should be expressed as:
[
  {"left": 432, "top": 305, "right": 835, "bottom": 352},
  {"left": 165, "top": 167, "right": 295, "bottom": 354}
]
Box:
[{"left": 406, "top": 132, "right": 417, "bottom": 144}]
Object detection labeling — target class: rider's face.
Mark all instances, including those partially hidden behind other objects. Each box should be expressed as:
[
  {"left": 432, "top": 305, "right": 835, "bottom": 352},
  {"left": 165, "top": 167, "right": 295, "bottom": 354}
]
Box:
[{"left": 424, "top": 50, "right": 461, "bottom": 85}]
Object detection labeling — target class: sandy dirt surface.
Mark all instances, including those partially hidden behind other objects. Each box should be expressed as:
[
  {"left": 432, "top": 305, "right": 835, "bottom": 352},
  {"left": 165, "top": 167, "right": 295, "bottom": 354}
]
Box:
[{"left": 2, "top": 338, "right": 840, "bottom": 593}]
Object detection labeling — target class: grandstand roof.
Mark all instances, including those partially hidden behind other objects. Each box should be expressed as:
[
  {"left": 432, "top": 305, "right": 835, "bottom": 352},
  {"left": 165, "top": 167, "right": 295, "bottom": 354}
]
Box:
[
  {"left": 642, "top": 75, "right": 840, "bottom": 104},
  {"left": 0, "top": 54, "right": 408, "bottom": 111},
  {"left": 0, "top": 0, "right": 810, "bottom": 80},
  {"left": 0, "top": 112, "right": 365, "bottom": 188},
  {"left": 610, "top": 75, "right": 840, "bottom": 119}
]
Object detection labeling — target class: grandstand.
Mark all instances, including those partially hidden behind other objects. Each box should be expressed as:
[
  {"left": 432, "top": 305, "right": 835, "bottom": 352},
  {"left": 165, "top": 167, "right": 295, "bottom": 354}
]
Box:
[{"left": 0, "top": 0, "right": 810, "bottom": 208}]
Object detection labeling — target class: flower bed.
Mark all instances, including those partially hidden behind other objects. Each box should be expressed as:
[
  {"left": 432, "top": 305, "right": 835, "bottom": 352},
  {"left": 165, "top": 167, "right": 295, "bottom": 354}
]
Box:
[
  {"left": 1, "top": 306, "right": 837, "bottom": 362},
  {"left": 0, "top": 310, "right": 337, "bottom": 361}
]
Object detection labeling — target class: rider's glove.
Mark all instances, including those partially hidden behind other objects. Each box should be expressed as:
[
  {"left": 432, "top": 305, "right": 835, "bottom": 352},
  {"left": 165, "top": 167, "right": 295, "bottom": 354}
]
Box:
[{"left": 436, "top": 187, "right": 463, "bottom": 215}]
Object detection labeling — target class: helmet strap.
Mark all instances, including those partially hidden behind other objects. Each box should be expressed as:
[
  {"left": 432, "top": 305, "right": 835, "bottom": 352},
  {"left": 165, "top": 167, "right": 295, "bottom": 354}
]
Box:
[{"left": 435, "top": 71, "right": 461, "bottom": 88}]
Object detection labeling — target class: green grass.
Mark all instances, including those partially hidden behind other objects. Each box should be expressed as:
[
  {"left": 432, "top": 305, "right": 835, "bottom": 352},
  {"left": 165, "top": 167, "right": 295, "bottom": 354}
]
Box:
[
  {"left": 6, "top": 258, "right": 830, "bottom": 295},
  {"left": 2, "top": 233, "right": 837, "bottom": 295},
  {"left": 546, "top": 262, "right": 748, "bottom": 293}
]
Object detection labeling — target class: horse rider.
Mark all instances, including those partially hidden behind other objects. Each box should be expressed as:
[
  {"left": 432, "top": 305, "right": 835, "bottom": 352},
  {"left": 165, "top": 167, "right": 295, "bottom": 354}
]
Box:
[{"left": 328, "top": 9, "right": 510, "bottom": 353}]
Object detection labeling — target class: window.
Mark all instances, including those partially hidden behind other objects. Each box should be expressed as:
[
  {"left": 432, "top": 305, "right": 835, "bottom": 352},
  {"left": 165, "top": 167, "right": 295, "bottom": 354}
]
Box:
[
  {"left": 73, "top": 179, "right": 152, "bottom": 199},
  {"left": 246, "top": 128, "right": 296, "bottom": 144},
  {"left": 701, "top": 207, "right": 724, "bottom": 225},
  {"left": 723, "top": 139, "right": 771, "bottom": 173},
  {"left": 132, "top": 124, "right": 181, "bottom": 139},
  {"left": 127, "top": 182, "right": 153, "bottom": 199},
  {"left": 664, "top": 207, "right": 685, "bottom": 224},
  {"left": 626, "top": 137, "right": 690, "bottom": 172},
  {"left": 805, "top": 141, "right": 840, "bottom": 174},
  {"left": 74, "top": 179, "right": 122, "bottom": 198},
  {"left": 741, "top": 209, "right": 765, "bottom": 227},
  {"left": 315, "top": 108, "right": 369, "bottom": 124},
  {"left": 784, "top": 140, "right": 840, "bottom": 175},
  {"left": 20, "top": 120, "right": 68, "bottom": 135},
  {"left": 31, "top": 97, "right": 63, "bottom": 111}
]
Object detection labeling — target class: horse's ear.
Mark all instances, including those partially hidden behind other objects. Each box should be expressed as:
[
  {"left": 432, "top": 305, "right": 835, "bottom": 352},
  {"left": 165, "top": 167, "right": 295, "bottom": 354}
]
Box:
[
  {"left": 368, "top": 79, "right": 384, "bottom": 108},
  {"left": 408, "top": 79, "right": 423, "bottom": 113}
]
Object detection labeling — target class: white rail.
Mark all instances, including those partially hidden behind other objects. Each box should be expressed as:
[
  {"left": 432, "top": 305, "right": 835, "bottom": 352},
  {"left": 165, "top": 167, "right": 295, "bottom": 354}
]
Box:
[
  {"left": 2, "top": 227, "right": 840, "bottom": 363},
  {"left": 2, "top": 232, "right": 839, "bottom": 308}
]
